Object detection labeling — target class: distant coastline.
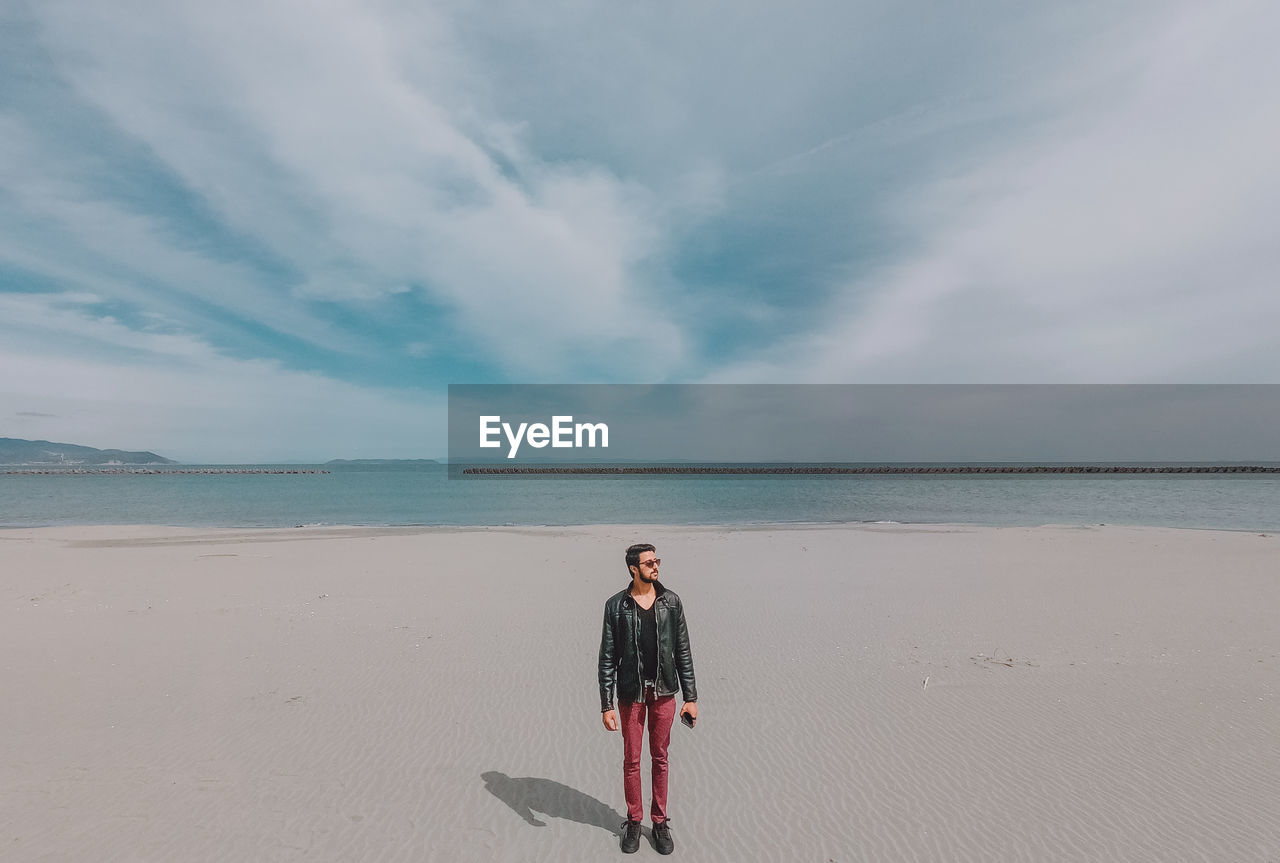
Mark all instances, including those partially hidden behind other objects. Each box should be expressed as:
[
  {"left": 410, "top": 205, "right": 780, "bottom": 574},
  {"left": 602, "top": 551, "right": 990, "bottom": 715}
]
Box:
[
  {"left": 0, "top": 440, "right": 448, "bottom": 467},
  {"left": 0, "top": 437, "right": 174, "bottom": 466}
]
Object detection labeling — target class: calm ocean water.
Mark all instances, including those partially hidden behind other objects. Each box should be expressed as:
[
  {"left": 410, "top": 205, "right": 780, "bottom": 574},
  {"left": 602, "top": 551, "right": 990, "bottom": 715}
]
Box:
[{"left": 1, "top": 463, "right": 1278, "bottom": 530}]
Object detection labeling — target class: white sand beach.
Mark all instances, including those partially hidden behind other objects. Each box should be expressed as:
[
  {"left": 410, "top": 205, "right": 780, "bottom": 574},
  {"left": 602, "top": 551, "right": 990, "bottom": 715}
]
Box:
[{"left": 2, "top": 523, "right": 1278, "bottom": 862}]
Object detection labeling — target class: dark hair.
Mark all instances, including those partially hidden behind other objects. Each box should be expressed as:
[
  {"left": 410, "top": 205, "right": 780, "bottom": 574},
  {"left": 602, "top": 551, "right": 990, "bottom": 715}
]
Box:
[{"left": 625, "top": 543, "right": 656, "bottom": 573}]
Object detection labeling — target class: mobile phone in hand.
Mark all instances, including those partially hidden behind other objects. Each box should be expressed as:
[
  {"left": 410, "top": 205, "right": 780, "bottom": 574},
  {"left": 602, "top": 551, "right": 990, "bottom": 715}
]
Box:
[{"left": 680, "top": 711, "right": 695, "bottom": 728}]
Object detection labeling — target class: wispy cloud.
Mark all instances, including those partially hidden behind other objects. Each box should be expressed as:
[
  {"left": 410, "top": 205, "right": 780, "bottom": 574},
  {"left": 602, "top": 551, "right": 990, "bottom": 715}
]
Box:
[
  {"left": 0, "top": 293, "right": 443, "bottom": 462},
  {"left": 21, "top": 0, "right": 688, "bottom": 379},
  {"left": 708, "top": 0, "right": 1280, "bottom": 383}
]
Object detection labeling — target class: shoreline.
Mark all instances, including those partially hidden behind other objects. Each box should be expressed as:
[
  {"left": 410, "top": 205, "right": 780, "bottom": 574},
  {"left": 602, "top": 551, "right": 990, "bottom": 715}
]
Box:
[{"left": 5, "top": 517, "right": 1279, "bottom": 536}]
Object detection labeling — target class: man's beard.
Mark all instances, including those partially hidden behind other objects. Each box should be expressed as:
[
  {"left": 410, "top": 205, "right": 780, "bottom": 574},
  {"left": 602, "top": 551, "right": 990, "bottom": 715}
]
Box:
[{"left": 639, "top": 569, "right": 658, "bottom": 583}]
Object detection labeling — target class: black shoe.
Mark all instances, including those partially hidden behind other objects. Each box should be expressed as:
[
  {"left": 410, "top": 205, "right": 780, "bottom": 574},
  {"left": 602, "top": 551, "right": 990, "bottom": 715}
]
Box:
[
  {"left": 652, "top": 820, "right": 674, "bottom": 855},
  {"left": 620, "top": 819, "right": 642, "bottom": 854}
]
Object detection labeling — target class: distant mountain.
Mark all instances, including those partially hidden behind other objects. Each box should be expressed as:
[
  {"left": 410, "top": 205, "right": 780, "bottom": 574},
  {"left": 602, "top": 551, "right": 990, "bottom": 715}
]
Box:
[
  {"left": 0, "top": 437, "right": 176, "bottom": 465},
  {"left": 325, "top": 458, "right": 439, "bottom": 465}
]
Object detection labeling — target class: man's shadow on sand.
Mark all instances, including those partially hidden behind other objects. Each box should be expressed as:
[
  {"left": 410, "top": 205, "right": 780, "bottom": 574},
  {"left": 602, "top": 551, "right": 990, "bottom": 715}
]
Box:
[{"left": 481, "top": 771, "right": 623, "bottom": 834}]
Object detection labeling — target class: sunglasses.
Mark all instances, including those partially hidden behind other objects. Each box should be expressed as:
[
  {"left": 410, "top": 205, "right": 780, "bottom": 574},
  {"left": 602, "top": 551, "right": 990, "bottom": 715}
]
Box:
[{"left": 638, "top": 558, "right": 661, "bottom": 569}]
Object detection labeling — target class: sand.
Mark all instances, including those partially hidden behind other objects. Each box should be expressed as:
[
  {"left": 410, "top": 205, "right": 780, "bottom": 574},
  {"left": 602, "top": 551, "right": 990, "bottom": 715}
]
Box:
[{"left": 2, "top": 523, "right": 1278, "bottom": 862}]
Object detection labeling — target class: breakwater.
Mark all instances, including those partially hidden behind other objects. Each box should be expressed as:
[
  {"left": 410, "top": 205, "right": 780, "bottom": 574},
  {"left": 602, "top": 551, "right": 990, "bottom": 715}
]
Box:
[{"left": 462, "top": 465, "right": 1280, "bottom": 475}]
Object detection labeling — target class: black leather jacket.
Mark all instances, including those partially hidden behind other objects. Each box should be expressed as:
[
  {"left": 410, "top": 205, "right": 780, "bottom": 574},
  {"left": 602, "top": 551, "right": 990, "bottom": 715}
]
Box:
[{"left": 598, "top": 581, "right": 697, "bottom": 712}]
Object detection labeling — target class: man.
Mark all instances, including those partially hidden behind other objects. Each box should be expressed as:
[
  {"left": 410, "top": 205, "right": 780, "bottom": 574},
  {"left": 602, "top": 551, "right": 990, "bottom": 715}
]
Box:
[{"left": 598, "top": 543, "right": 698, "bottom": 855}]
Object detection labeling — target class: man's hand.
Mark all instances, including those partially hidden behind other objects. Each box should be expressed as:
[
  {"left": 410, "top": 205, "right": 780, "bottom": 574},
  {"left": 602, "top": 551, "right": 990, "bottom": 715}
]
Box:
[
  {"left": 602, "top": 709, "right": 619, "bottom": 731},
  {"left": 680, "top": 703, "right": 698, "bottom": 724}
]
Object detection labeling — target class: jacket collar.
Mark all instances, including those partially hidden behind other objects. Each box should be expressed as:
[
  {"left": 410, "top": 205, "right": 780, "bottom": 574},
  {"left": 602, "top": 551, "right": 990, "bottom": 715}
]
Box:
[{"left": 626, "top": 579, "right": 667, "bottom": 602}]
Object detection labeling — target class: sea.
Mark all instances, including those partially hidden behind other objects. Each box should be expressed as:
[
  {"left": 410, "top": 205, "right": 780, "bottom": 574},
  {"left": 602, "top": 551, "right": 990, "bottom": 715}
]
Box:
[{"left": 2, "top": 463, "right": 1279, "bottom": 531}]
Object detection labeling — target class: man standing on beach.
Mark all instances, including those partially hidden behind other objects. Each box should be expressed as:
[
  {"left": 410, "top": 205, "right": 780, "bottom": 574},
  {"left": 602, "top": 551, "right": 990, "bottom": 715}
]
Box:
[{"left": 598, "top": 543, "right": 698, "bottom": 855}]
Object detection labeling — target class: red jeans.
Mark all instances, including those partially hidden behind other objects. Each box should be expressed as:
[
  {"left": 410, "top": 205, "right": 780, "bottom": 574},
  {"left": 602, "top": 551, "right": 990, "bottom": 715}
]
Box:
[{"left": 619, "top": 690, "right": 676, "bottom": 823}]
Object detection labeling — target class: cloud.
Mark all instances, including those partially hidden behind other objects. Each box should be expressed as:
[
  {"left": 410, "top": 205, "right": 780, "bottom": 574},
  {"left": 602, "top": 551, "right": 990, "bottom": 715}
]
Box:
[
  {"left": 708, "top": 0, "right": 1280, "bottom": 383},
  {"left": 22, "top": 0, "right": 689, "bottom": 380},
  {"left": 0, "top": 114, "right": 367, "bottom": 358},
  {"left": 0, "top": 292, "right": 442, "bottom": 462}
]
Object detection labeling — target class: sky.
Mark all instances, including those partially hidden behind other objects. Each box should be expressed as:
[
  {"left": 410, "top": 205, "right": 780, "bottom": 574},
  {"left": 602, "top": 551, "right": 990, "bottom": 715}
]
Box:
[{"left": 2, "top": 0, "right": 1278, "bottom": 462}]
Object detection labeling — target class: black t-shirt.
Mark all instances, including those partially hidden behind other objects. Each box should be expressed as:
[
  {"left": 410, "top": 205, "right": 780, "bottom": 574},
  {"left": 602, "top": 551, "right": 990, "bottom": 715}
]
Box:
[{"left": 637, "top": 601, "right": 658, "bottom": 682}]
